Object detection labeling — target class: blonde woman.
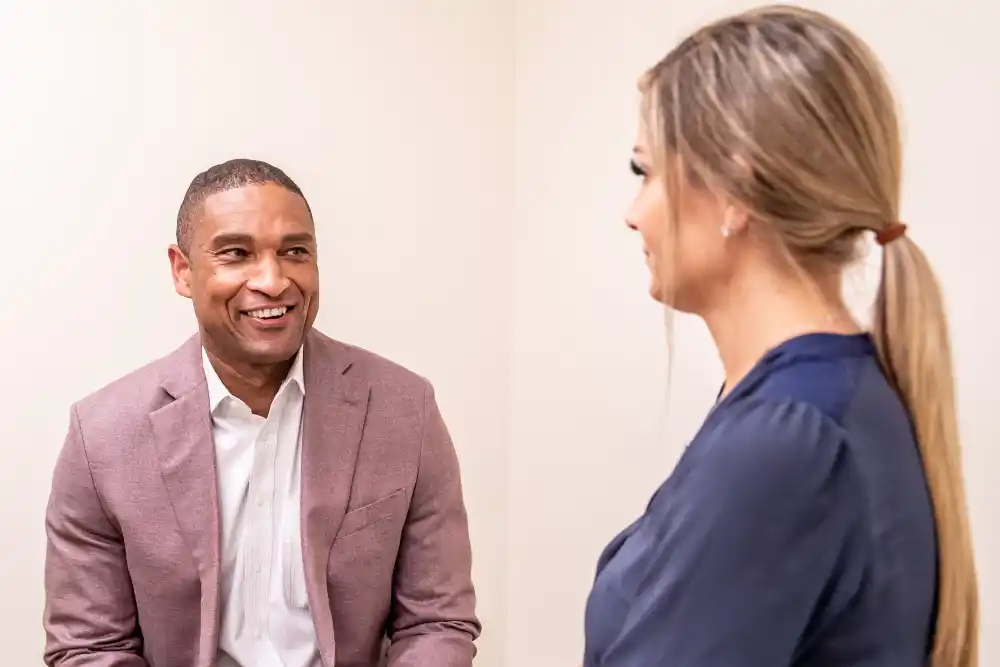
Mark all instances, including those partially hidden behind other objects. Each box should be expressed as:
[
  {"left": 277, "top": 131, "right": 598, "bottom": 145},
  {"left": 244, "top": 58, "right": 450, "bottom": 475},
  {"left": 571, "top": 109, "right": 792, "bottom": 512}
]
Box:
[{"left": 583, "top": 5, "right": 978, "bottom": 667}]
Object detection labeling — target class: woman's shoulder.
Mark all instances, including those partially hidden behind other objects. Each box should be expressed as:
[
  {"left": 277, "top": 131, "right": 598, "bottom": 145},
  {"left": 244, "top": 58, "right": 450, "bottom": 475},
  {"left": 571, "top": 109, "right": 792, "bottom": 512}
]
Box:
[
  {"left": 698, "top": 396, "right": 851, "bottom": 480},
  {"left": 654, "top": 396, "right": 862, "bottom": 531}
]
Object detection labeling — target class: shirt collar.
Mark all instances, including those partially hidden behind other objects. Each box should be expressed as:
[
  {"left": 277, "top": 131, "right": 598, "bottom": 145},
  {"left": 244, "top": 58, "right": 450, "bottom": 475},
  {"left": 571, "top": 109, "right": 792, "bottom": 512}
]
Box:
[{"left": 202, "top": 346, "right": 305, "bottom": 413}]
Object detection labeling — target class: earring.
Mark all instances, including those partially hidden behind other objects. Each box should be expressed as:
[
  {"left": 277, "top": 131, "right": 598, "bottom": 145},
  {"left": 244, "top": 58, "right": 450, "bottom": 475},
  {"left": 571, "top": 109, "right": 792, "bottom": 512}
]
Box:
[{"left": 721, "top": 206, "right": 736, "bottom": 239}]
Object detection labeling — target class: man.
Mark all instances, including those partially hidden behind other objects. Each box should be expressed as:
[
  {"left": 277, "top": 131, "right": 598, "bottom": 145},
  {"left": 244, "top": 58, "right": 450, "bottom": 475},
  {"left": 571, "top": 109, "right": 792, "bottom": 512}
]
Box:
[{"left": 43, "top": 159, "right": 480, "bottom": 667}]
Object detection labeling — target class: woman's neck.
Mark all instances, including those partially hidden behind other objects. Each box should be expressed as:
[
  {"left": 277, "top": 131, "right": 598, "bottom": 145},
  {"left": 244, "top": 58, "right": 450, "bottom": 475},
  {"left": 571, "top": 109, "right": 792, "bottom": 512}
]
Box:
[{"left": 704, "top": 267, "right": 860, "bottom": 397}]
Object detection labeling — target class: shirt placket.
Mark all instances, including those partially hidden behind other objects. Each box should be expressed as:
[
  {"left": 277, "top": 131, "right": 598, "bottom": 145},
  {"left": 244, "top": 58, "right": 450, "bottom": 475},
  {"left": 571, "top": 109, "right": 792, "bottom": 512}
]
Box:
[{"left": 244, "top": 407, "right": 280, "bottom": 641}]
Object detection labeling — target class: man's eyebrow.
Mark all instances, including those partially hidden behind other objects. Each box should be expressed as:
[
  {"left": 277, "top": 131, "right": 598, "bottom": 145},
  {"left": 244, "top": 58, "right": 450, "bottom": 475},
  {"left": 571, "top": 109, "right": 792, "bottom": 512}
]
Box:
[
  {"left": 205, "top": 232, "right": 316, "bottom": 248},
  {"left": 282, "top": 232, "right": 316, "bottom": 245},
  {"left": 207, "top": 232, "right": 254, "bottom": 248}
]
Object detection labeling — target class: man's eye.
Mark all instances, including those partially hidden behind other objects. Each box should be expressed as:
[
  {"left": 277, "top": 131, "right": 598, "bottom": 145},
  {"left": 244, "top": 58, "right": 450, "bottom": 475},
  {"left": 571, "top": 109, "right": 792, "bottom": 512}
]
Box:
[
  {"left": 287, "top": 247, "right": 310, "bottom": 256},
  {"left": 221, "top": 248, "right": 248, "bottom": 258}
]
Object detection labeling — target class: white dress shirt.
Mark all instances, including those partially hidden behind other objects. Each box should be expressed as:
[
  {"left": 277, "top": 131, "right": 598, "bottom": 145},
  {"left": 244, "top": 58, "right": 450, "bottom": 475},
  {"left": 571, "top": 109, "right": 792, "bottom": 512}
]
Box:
[{"left": 203, "top": 348, "right": 321, "bottom": 667}]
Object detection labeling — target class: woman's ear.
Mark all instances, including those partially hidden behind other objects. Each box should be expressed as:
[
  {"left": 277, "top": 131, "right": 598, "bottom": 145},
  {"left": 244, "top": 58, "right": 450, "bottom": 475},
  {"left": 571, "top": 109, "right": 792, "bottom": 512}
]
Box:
[{"left": 721, "top": 202, "right": 750, "bottom": 238}]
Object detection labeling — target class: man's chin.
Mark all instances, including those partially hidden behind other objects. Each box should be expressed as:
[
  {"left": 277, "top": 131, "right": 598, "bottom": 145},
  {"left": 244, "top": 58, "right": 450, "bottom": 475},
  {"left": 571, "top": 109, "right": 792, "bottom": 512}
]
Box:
[{"left": 237, "top": 337, "right": 303, "bottom": 366}]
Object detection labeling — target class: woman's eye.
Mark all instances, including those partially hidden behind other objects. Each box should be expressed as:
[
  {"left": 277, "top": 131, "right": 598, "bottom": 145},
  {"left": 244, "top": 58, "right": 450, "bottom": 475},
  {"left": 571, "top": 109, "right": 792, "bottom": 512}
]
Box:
[{"left": 630, "top": 160, "right": 646, "bottom": 177}]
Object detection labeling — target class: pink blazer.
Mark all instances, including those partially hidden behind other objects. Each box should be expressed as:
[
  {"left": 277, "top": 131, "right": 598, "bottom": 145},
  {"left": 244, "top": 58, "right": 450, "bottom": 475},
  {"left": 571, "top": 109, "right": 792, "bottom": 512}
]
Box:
[{"left": 43, "top": 330, "right": 480, "bottom": 667}]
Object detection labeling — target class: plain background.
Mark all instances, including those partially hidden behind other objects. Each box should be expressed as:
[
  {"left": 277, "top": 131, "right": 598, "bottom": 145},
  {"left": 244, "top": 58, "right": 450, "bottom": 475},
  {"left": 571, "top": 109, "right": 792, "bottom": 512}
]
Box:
[{"left": 0, "top": 1, "right": 995, "bottom": 666}]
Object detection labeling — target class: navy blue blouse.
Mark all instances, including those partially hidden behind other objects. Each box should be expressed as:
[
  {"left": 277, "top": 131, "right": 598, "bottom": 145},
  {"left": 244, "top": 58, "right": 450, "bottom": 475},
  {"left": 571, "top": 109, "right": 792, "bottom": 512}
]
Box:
[{"left": 583, "top": 333, "right": 937, "bottom": 666}]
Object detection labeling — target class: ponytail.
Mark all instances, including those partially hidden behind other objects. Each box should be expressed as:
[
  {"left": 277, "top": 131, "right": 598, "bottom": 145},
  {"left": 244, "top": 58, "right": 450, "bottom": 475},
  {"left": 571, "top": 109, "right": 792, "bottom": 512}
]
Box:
[{"left": 872, "top": 236, "right": 979, "bottom": 667}]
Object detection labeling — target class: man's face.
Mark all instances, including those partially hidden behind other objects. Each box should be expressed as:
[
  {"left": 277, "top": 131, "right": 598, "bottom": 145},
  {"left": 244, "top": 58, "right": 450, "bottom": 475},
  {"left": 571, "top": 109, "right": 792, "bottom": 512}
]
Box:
[{"left": 168, "top": 183, "right": 320, "bottom": 367}]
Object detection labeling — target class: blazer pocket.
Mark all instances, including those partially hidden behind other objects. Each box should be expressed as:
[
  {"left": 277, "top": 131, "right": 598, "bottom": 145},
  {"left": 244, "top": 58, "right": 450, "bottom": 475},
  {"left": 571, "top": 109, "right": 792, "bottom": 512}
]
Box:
[{"left": 334, "top": 488, "right": 408, "bottom": 540}]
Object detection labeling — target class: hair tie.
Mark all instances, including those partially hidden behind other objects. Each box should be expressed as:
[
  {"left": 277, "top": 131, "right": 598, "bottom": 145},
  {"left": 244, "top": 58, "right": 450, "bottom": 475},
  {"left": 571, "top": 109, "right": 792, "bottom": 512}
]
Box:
[{"left": 875, "top": 222, "right": 907, "bottom": 246}]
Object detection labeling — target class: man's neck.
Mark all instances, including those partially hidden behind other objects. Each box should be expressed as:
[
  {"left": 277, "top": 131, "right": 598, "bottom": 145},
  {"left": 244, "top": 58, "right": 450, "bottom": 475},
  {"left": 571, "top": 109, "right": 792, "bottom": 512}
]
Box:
[{"left": 205, "top": 349, "right": 294, "bottom": 417}]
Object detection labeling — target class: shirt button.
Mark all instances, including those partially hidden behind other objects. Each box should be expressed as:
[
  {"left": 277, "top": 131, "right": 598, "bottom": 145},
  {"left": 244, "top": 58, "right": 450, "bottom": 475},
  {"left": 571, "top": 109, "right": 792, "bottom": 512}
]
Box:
[{"left": 256, "top": 496, "right": 265, "bottom": 507}]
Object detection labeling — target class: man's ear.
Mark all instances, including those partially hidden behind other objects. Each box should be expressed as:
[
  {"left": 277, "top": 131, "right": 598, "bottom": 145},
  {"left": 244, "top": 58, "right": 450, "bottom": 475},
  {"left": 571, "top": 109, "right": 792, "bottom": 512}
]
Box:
[{"left": 167, "top": 245, "right": 193, "bottom": 299}]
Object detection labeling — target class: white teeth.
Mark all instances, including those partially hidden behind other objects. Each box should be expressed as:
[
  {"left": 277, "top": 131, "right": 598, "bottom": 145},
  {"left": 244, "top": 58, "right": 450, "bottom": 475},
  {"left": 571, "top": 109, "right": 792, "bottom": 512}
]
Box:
[{"left": 248, "top": 306, "right": 288, "bottom": 319}]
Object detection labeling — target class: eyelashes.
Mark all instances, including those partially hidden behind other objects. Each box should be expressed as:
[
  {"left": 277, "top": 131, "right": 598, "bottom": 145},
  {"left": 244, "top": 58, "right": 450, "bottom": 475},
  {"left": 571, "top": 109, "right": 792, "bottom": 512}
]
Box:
[{"left": 630, "top": 159, "right": 646, "bottom": 177}]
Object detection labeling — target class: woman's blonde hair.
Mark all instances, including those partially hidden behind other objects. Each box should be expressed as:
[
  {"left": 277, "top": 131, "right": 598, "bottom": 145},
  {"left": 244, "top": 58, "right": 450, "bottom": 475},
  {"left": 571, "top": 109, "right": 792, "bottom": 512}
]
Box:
[{"left": 640, "top": 5, "right": 978, "bottom": 665}]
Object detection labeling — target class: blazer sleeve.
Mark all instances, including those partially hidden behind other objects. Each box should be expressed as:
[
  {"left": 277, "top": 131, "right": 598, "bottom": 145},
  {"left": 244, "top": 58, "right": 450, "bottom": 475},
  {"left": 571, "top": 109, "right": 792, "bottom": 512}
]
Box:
[
  {"left": 595, "top": 399, "right": 868, "bottom": 667},
  {"left": 385, "top": 382, "right": 481, "bottom": 667},
  {"left": 43, "top": 405, "right": 148, "bottom": 667}
]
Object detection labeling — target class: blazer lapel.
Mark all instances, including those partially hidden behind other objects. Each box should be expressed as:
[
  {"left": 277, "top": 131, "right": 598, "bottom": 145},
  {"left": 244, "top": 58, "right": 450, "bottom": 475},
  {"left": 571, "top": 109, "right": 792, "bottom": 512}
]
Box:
[
  {"left": 300, "top": 332, "right": 370, "bottom": 665},
  {"left": 149, "top": 335, "right": 221, "bottom": 667}
]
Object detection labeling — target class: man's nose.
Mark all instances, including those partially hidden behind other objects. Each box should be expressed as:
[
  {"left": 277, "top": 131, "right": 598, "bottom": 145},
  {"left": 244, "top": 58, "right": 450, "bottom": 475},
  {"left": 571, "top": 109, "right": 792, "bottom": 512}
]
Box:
[{"left": 245, "top": 255, "right": 291, "bottom": 297}]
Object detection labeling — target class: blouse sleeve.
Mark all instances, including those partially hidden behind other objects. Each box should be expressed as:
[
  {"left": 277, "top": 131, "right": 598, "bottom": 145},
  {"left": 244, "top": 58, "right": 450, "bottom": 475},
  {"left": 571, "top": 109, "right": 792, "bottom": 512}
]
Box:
[{"left": 599, "top": 399, "right": 868, "bottom": 666}]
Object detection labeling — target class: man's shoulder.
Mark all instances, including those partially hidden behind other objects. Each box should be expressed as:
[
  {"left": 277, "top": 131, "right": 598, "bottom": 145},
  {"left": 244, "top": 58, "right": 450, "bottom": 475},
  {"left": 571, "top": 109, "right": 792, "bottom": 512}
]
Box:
[
  {"left": 72, "top": 336, "right": 197, "bottom": 429},
  {"left": 309, "top": 330, "right": 431, "bottom": 397}
]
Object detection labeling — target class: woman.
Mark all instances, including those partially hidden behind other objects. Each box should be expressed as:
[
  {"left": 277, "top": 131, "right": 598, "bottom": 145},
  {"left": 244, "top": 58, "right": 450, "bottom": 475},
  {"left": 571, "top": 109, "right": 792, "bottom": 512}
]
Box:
[{"left": 583, "top": 5, "right": 978, "bottom": 667}]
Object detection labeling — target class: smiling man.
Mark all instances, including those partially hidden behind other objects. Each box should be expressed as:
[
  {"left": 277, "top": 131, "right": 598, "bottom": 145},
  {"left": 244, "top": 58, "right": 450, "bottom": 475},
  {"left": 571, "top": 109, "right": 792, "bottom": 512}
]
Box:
[{"left": 43, "top": 159, "right": 480, "bottom": 667}]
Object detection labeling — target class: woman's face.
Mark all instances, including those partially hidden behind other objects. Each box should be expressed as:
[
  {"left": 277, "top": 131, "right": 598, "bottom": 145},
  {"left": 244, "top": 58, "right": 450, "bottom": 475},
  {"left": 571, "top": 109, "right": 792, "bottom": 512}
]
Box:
[{"left": 624, "top": 124, "right": 735, "bottom": 313}]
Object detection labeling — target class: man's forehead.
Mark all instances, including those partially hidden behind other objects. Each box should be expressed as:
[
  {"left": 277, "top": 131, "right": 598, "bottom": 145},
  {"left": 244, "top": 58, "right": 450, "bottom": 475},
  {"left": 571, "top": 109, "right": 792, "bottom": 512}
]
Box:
[
  {"left": 190, "top": 187, "right": 314, "bottom": 248},
  {"left": 200, "top": 216, "right": 315, "bottom": 240},
  {"left": 202, "top": 182, "right": 310, "bottom": 218}
]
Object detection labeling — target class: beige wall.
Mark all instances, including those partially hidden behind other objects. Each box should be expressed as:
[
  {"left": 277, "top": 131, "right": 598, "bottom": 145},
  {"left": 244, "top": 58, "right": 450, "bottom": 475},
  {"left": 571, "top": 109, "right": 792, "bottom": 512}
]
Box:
[{"left": 1, "top": 1, "right": 996, "bottom": 666}]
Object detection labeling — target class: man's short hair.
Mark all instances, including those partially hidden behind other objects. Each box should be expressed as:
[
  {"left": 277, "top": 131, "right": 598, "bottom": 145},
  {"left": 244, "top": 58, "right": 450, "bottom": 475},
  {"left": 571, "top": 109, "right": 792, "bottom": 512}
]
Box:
[{"left": 175, "top": 158, "right": 312, "bottom": 253}]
